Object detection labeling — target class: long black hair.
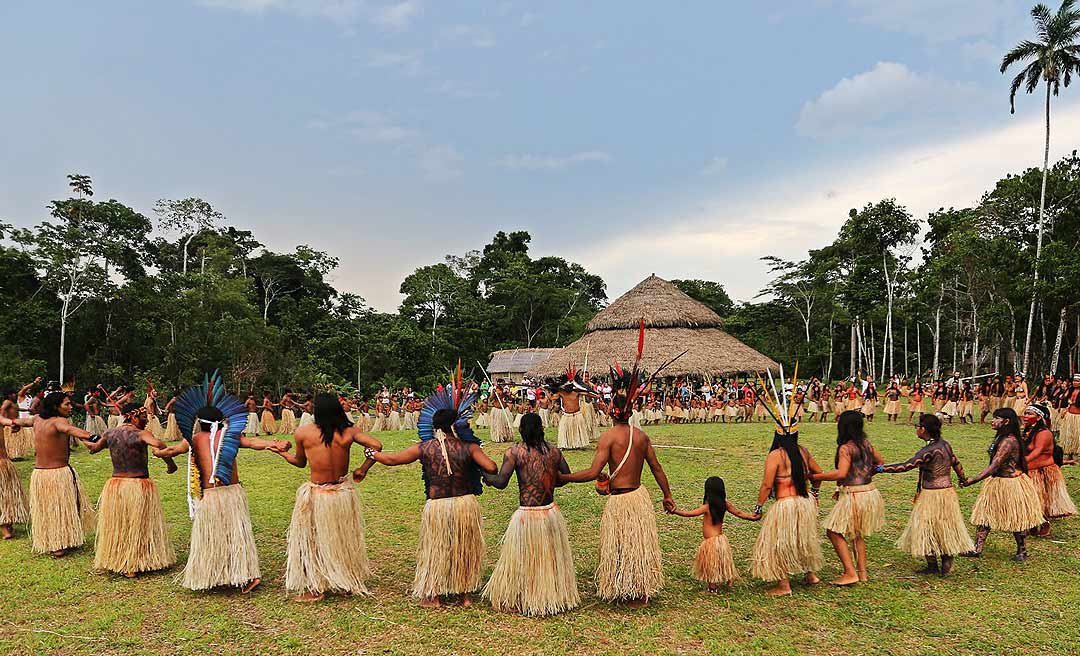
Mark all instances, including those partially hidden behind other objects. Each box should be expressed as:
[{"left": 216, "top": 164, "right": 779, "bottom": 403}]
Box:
[
  {"left": 314, "top": 392, "right": 353, "bottom": 447},
  {"left": 769, "top": 431, "right": 809, "bottom": 497},
  {"left": 836, "top": 410, "right": 872, "bottom": 468},
  {"left": 519, "top": 412, "right": 547, "bottom": 452},
  {"left": 991, "top": 407, "right": 1026, "bottom": 473},
  {"left": 704, "top": 476, "right": 726, "bottom": 523},
  {"left": 40, "top": 392, "right": 70, "bottom": 419},
  {"left": 432, "top": 408, "right": 459, "bottom": 435}
]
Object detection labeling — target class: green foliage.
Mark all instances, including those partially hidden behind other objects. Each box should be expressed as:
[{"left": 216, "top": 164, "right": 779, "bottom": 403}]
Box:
[{"left": 671, "top": 279, "right": 734, "bottom": 318}]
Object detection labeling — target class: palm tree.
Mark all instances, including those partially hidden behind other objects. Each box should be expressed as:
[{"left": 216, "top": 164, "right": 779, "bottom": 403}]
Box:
[{"left": 1001, "top": 0, "right": 1080, "bottom": 376}]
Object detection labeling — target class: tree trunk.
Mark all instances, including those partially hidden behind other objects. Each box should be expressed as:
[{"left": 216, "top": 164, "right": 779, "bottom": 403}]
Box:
[
  {"left": 1022, "top": 81, "right": 1052, "bottom": 376},
  {"left": 826, "top": 312, "right": 835, "bottom": 382},
  {"left": 1051, "top": 306, "right": 1067, "bottom": 375},
  {"left": 917, "top": 320, "right": 922, "bottom": 381},
  {"left": 904, "top": 321, "right": 909, "bottom": 379},
  {"left": 933, "top": 282, "right": 944, "bottom": 378},
  {"left": 182, "top": 234, "right": 195, "bottom": 275},
  {"left": 850, "top": 321, "right": 857, "bottom": 378},
  {"left": 59, "top": 299, "right": 69, "bottom": 383}
]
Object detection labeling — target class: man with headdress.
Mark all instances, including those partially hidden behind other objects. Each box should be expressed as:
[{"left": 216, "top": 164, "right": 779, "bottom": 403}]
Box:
[
  {"left": 275, "top": 393, "right": 381, "bottom": 602},
  {"left": 559, "top": 331, "right": 680, "bottom": 608},
  {"left": 367, "top": 370, "right": 497, "bottom": 608},
  {"left": 4, "top": 392, "right": 98, "bottom": 556},
  {"left": 154, "top": 373, "right": 290, "bottom": 592},
  {"left": 482, "top": 412, "right": 579, "bottom": 616},
  {"left": 1022, "top": 403, "right": 1076, "bottom": 536},
  {"left": 545, "top": 364, "right": 594, "bottom": 450},
  {"left": 84, "top": 402, "right": 177, "bottom": 577}
]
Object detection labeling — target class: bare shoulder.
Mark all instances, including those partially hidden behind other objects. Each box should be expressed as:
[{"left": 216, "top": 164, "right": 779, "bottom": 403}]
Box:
[{"left": 293, "top": 423, "right": 319, "bottom": 444}]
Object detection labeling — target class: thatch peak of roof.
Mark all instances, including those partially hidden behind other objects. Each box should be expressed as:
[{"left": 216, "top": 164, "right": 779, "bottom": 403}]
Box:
[{"left": 586, "top": 274, "right": 723, "bottom": 332}]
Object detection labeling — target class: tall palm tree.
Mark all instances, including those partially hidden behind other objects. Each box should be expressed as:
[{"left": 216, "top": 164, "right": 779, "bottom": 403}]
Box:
[{"left": 1001, "top": 0, "right": 1080, "bottom": 376}]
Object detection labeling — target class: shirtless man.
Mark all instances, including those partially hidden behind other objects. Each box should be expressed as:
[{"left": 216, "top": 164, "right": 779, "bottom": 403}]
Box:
[
  {"left": 546, "top": 368, "right": 593, "bottom": 449},
  {"left": 12, "top": 393, "right": 99, "bottom": 556},
  {"left": 243, "top": 394, "right": 260, "bottom": 436},
  {"left": 84, "top": 402, "right": 177, "bottom": 576},
  {"left": 277, "top": 393, "right": 382, "bottom": 601},
  {"left": 560, "top": 390, "right": 675, "bottom": 608},
  {"left": 482, "top": 412, "right": 579, "bottom": 615}
]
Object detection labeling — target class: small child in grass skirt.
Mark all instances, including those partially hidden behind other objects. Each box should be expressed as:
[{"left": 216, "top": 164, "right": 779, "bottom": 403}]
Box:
[{"left": 672, "top": 476, "right": 760, "bottom": 591}]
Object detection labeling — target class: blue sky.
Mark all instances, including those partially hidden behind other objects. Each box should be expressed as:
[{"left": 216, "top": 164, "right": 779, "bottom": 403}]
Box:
[{"left": 3, "top": 1, "right": 1079, "bottom": 310}]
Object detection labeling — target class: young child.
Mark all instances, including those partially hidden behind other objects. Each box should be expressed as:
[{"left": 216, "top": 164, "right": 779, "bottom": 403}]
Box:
[{"left": 673, "top": 476, "right": 760, "bottom": 592}]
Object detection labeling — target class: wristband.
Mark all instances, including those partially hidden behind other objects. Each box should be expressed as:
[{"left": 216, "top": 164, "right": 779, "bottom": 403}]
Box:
[
  {"left": 88, "top": 434, "right": 102, "bottom": 443},
  {"left": 364, "top": 447, "right": 376, "bottom": 460},
  {"left": 874, "top": 464, "right": 885, "bottom": 473},
  {"left": 753, "top": 504, "right": 763, "bottom": 515},
  {"left": 810, "top": 487, "right": 820, "bottom": 500}
]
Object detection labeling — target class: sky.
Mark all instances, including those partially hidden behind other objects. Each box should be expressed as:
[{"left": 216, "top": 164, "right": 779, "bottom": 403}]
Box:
[{"left": 3, "top": 0, "right": 1079, "bottom": 311}]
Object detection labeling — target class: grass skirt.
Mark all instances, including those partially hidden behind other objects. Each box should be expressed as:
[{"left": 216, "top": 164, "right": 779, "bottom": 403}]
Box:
[
  {"left": 941, "top": 401, "right": 957, "bottom": 416},
  {"left": 29, "top": 466, "right": 96, "bottom": 553},
  {"left": 596, "top": 486, "right": 663, "bottom": 600},
  {"left": 413, "top": 494, "right": 484, "bottom": 598},
  {"left": 1027, "top": 465, "right": 1077, "bottom": 519},
  {"left": 244, "top": 412, "right": 261, "bottom": 436},
  {"left": 484, "top": 503, "right": 579, "bottom": 616},
  {"left": 85, "top": 415, "right": 108, "bottom": 436},
  {"left": 822, "top": 483, "right": 885, "bottom": 540},
  {"left": 163, "top": 414, "right": 182, "bottom": 442},
  {"left": 276, "top": 409, "right": 298, "bottom": 435},
  {"left": 693, "top": 534, "right": 739, "bottom": 585},
  {"left": 1059, "top": 412, "right": 1080, "bottom": 455},
  {"left": 286, "top": 479, "right": 370, "bottom": 596},
  {"left": 549, "top": 411, "right": 560, "bottom": 427},
  {"left": 751, "top": 496, "right": 823, "bottom": 581},
  {"left": 489, "top": 408, "right": 513, "bottom": 443},
  {"left": 260, "top": 410, "right": 277, "bottom": 435},
  {"left": 94, "top": 477, "right": 175, "bottom": 574},
  {"left": 5, "top": 425, "right": 33, "bottom": 459},
  {"left": 0, "top": 457, "right": 29, "bottom": 525},
  {"left": 402, "top": 411, "right": 418, "bottom": 431},
  {"left": 557, "top": 410, "right": 591, "bottom": 449},
  {"left": 969, "top": 475, "right": 1044, "bottom": 532},
  {"left": 895, "top": 487, "right": 973, "bottom": 557},
  {"left": 475, "top": 411, "right": 488, "bottom": 429},
  {"left": 538, "top": 408, "right": 550, "bottom": 427},
  {"left": 107, "top": 415, "right": 123, "bottom": 430},
  {"left": 387, "top": 412, "right": 402, "bottom": 431},
  {"left": 145, "top": 415, "right": 165, "bottom": 440},
  {"left": 884, "top": 400, "right": 900, "bottom": 415},
  {"left": 370, "top": 415, "right": 386, "bottom": 432},
  {"left": 182, "top": 484, "right": 260, "bottom": 590}
]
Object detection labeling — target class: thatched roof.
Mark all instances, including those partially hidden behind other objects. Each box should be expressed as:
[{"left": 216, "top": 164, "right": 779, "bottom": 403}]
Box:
[
  {"left": 487, "top": 348, "right": 559, "bottom": 374},
  {"left": 528, "top": 275, "right": 779, "bottom": 379}
]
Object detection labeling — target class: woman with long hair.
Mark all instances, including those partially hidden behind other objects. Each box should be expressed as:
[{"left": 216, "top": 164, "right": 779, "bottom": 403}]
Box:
[
  {"left": 961, "top": 407, "right": 1044, "bottom": 561},
  {"left": 812, "top": 411, "right": 885, "bottom": 585}
]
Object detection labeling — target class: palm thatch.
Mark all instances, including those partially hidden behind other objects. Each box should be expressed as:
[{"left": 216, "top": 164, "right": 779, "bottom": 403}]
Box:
[
  {"left": 487, "top": 348, "right": 560, "bottom": 382},
  {"left": 528, "top": 275, "right": 779, "bottom": 379}
]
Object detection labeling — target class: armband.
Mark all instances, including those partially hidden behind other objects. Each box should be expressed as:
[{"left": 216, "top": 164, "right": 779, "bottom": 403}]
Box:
[
  {"left": 364, "top": 447, "right": 377, "bottom": 460},
  {"left": 874, "top": 464, "right": 885, "bottom": 473},
  {"left": 810, "top": 487, "right": 820, "bottom": 500},
  {"left": 88, "top": 434, "right": 102, "bottom": 443},
  {"left": 753, "top": 504, "right": 763, "bottom": 515}
]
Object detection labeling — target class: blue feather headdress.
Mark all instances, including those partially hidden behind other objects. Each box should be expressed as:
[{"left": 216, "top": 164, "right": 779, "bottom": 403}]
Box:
[
  {"left": 175, "top": 370, "right": 248, "bottom": 515},
  {"left": 417, "top": 361, "right": 482, "bottom": 495}
]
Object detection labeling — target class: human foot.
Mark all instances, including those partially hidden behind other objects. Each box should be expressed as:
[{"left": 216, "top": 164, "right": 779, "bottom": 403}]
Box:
[
  {"left": 765, "top": 584, "right": 792, "bottom": 597},
  {"left": 831, "top": 574, "right": 859, "bottom": 586},
  {"left": 803, "top": 573, "right": 820, "bottom": 585},
  {"left": 242, "top": 578, "right": 261, "bottom": 594},
  {"left": 418, "top": 597, "right": 441, "bottom": 609},
  {"left": 626, "top": 597, "right": 649, "bottom": 608},
  {"left": 294, "top": 592, "right": 325, "bottom": 603}
]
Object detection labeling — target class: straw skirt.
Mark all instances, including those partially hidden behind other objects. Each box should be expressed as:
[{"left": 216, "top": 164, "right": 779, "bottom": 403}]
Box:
[
  {"left": 285, "top": 479, "right": 370, "bottom": 596},
  {"left": 413, "top": 494, "right": 484, "bottom": 599},
  {"left": 182, "top": 484, "right": 260, "bottom": 590},
  {"left": 244, "top": 412, "right": 261, "bottom": 436},
  {"left": 895, "top": 487, "right": 974, "bottom": 557},
  {"left": 969, "top": 475, "right": 1044, "bottom": 532},
  {"left": 692, "top": 534, "right": 739, "bottom": 585},
  {"left": 163, "top": 413, "right": 182, "bottom": 442},
  {"left": 5, "top": 426, "right": 33, "bottom": 459},
  {"left": 596, "top": 486, "right": 664, "bottom": 601},
  {"left": 1026, "top": 465, "right": 1077, "bottom": 519},
  {"left": 0, "top": 457, "right": 29, "bottom": 525},
  {"left": 260, "top": 410, "right": 277, "bottom": 435},
  {"left": 751, "top": 496, "right": 823, "bottom": 581},
  {"left": 145, "top": 414, "right": 165, "bottom": 440},
  {"left": 85, "top": 415, "right": 108, "bottom": 436},
  {"left": 484, "top": 503, "right": 579, "bottom": 616},
  {"left": 107, "top": 415, "right": 123, "bottom": 430},
  {"left": 822, "top": 483, "right": 885, "bottom": 540},
  {"left": 1059, "top": 412, "right": 1080, "bottom": 455},
  {"left": 489, "top": 408, "right": 513, "bottom": 443},
  {"left": 29, "top": 466, "right": 96, "bottom": 553},
  {"left": 276, "top": 409, "right": 298, "bottom": 435},
  {"left": 884, "top": 400, "right": 901, "bottom": 415},
  {"left": 94, "top": 477, "right": 175, "bottom": 574},
  {"left": 557, "top": 410, "right": 591, "bottom": 450}
]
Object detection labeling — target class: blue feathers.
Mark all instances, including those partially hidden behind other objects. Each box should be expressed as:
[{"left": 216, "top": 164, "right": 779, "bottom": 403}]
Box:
[
  {"left": 175, "top": 370, "right": 249, "bottom": 486},
  {"left": 417, "top": 387, "right": 478, "bottom": 445}
]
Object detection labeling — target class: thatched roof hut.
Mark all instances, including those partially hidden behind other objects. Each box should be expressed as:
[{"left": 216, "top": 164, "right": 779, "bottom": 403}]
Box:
[
  {"left": 527, "top": 274, "right": 779, "bottom": 379},
  {"left": 486, "top": 348, "right": 559, "bottom": 383}
]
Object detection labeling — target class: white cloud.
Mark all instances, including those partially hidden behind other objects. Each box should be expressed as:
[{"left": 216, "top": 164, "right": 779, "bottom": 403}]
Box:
[
  {"left": 370, "top": 1, "right": 421, "bottom": 31},
  {"left": 420, "top": 145, "right": 464, "bottom": 181},
  {"left": 701, "top": 157, "right": 729, "bottom": 176},
  {"left": 308, "top": 110, "right": 419, "bottom": 143},
  {"left": 440, "top": 24, "right": 496, "bottom": 48},
  {"left": 795, "top": 61, "right": 987, "bottom": 139},
  {"left": 198, "top": 0, "right": 363, "bottom": 23},
  {"left": 367, "top": 50, "right": 423, "bottom": 76},
  {"left": 495, "top": 150, "right": 612, "bottom": 171}
]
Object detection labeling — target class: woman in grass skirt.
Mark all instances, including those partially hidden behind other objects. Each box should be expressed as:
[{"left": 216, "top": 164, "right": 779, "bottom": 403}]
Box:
[{"left": 1022, "top": 404, "right": 1076, "bottom": 537}]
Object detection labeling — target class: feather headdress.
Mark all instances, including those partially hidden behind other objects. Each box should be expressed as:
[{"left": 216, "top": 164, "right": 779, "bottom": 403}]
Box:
[
  {"left": 755, "top": 361, "right": 801, "bottom": 435},
  {"left": 418, "top": 360, "right": 482, "bottom": 495},
  {"left": 174, "top": 370, "right": 248, "bottom": 516},
  {"left": 608, "top": 320, "right": 687, "bottom": 422},
  {"left": 544, "top": 361, "right": 593, "bottom": 394}
]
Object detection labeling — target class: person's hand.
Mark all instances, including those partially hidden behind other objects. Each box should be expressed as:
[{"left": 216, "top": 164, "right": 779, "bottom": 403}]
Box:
[
  {"left": 596, "top": 471, "right": 609, "bottom": 484},
  {"left": 832, "top": 490, "right": 840, "bottom": 501},
  {"left": 751, "top": 513, "right": 762, "bottom": 522},
  {"left": 34, "top": 376, "right": 43, "bottom": 384},
  {"left": 270, "top": 440, "right": 291, "bottom": 453},
  {"left": 352, "top": 467, "right": 367, "bottom": 482},
  {"left": 662, "top": 497, "right": 676, "bottom": 513}
]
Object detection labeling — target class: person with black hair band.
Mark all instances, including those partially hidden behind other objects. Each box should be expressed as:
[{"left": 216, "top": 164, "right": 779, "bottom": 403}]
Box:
[
  {"left": 876, "top": 414, "right": 973, "bottom": 576},
  {"left": 84, "top": 402, "right": 177, "bottom": 577},
  {"left": 368, "top": 406, "right": 497, "bottom": 608},
  {"left": 812, "top": 410, "right": 885, "bottom": 586},
  {"left": 482, "top": 413, "right": 579, "bottom": 616},
  {"left": 154, "top": 405, "right": 290, "bottom": 593},
  {"left": 750, "top": 429, "right": 824, "bottom": 596},
  {"left": 672, "top": 476, "right": 760, "bottom": 592},
  {"left": 1022, "top": 403, "right": 1076, "bottom": 537},
  {"left": 960, "top": 408, "right": 1044, "bottom": 561},
  {"left": 3, "top": 392, "right": 99, "bottom": 556},
  {"left": 275, "top": 393, "right": 382, "bottom": 602}
]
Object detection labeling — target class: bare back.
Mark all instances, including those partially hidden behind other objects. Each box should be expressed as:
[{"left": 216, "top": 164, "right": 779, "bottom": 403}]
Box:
[
  {"left": 33, "top": 416, "right": 75, "bottom": 469},
  {"left": 293, "top": 423, "right": 378, "bottom": 484},
  {"left": 601, "top": 423, "right": 651, "bottom": 491},
  {"left": 509, "top": 442, "right": 567, "bottom": 506}
]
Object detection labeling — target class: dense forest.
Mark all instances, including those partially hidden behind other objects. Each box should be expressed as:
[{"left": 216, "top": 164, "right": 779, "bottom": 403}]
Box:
[{"left": 1, "top": 151, "right": 1078, "bottom": 395}]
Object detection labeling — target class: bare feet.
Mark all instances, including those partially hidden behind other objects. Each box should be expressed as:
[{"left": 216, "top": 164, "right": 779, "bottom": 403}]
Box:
[
  {"left": 51, "top": 549, "right": 67, "bottom": 558},
  {"left": 831, "top": 573, "right": 859, "bottom": 586},
  {"left": 294, "top": 592, "right": 325, "bottom": 603},
  {"left": 242, "top": 578, "right": 261, "bottom": 594},
  {"left": 857, "top": 571, "right": 869, "bottom": 583},
  {"left": 626, "top": 597, "right": 649, "bottom": 608},
  {"left": 804, "top": 573, "right": 820, "bottom": 585},
  {"left": 1, "top": 525, "right": 13, "bottom": 539},
  {"left": 765, "top": 583, "right": 792, "bottom": 597},
  {"left": 418, "top": 597, "right": 441, "bottom": 609},
  {"left": 460, "top": 594, "right": 473, "bottom": 607},
  {"left": 124, "top": 572, "right": 137, "bottom": 579}
]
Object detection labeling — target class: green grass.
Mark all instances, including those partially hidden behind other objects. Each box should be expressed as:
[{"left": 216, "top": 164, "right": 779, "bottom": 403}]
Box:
[{"left": 2, "top": 415, "right": 1079, "bottom": 656}]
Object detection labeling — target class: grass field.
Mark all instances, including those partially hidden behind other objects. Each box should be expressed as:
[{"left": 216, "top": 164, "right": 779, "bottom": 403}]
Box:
[{"left": 2, "top": 413, "right": 1079, "bottom": 656}]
